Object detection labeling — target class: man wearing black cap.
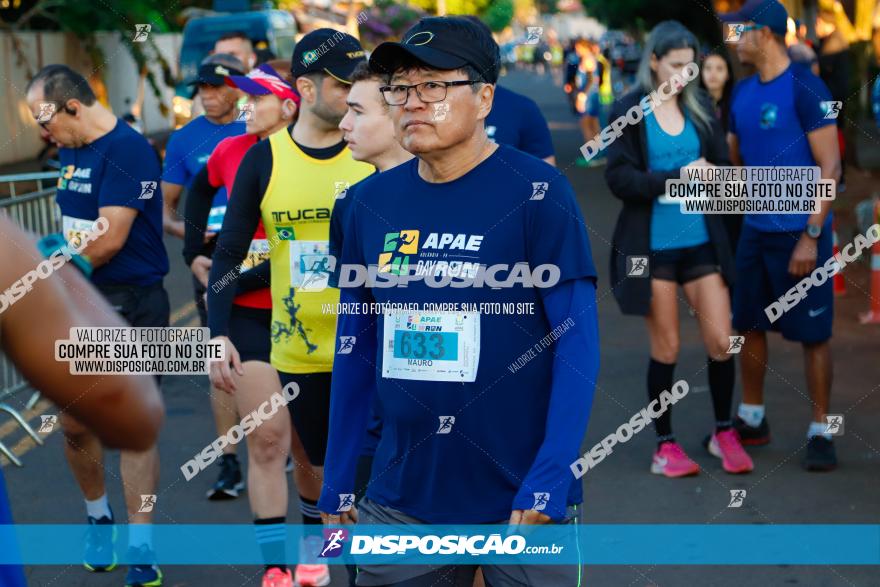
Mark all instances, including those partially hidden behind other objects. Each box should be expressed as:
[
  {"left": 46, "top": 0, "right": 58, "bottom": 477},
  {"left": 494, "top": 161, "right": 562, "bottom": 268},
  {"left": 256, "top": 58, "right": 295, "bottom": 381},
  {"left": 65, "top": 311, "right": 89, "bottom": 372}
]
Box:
[
  {"left": 318, "top": 16, "right": 599, "bottom": 586},
  {"left": 161, "top": 52, "right": 249, "bottom": 502},
  {"left": 206, "top": 28, "right": 373, "bottom": 587},
  {"left": 720, "top": 0, "right": 842, "bottom": 471}
]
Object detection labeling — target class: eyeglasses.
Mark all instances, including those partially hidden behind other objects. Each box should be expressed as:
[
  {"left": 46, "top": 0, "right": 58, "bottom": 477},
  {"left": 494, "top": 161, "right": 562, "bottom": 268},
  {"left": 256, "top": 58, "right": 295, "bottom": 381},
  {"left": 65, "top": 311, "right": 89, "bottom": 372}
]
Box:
[
  {"left": 35, "top": 104, "right": 75, "bottom": 129},
  {"left": 379, "top": 80, "right": 480, "bottom": 106}
]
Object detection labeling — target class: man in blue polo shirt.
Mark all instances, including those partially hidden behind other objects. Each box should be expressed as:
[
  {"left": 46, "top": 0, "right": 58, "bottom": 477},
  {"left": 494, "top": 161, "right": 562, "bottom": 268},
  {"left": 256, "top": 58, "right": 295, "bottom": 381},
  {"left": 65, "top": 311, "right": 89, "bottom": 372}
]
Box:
[
  {"left": 721, "top": 0, "right": 842, "bottom": 471},
  {"left": 26, "top": 64, "right": 169, "bottom": 585},
  {"left": 161, "top": 53, "right": 248, "bottom": 501},
  {"left": 319, "top": 17, "right": 599, "bottom": 586}
]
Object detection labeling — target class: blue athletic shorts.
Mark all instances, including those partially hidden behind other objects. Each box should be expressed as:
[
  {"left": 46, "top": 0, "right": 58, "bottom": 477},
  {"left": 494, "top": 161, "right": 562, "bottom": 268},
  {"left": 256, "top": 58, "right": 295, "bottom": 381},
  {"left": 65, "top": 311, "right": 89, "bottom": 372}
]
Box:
[{"left": 732, "top": 223, "right": 833, "bottom": 343}]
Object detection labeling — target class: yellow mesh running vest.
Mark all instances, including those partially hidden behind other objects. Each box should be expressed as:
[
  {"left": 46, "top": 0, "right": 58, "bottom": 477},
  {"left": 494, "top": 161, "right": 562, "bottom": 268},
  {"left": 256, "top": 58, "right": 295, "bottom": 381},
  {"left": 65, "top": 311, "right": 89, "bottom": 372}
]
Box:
[{"left": 261, "top": 128, "right": 373, "bottom": 373}]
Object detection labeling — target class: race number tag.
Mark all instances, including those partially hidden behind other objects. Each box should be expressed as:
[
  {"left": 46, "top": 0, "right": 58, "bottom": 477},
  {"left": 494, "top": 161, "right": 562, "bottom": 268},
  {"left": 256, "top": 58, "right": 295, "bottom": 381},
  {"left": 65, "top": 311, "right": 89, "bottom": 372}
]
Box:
[
  {"left": 240, "top": 239, "right": 269, "bottom": 273},
  {"left": 62, "top": 216, "right": 98, "bottom": 249},
  {"left": 382, "top": 311, "right": 480, "bottom": 382},
  {"left": 207, "top": 205, "right": 227, "bottom": 232},
  {"left": 290, "top": 240, "right": 331, "bottom": 291}
]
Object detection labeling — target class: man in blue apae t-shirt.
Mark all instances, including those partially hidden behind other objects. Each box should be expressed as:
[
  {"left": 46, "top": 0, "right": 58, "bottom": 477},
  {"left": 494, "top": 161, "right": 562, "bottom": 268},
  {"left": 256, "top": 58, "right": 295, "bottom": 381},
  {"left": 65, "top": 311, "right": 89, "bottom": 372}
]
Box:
[
  {"left": 26, "top": 64, "right": 168, "bottom": 586},
  {"left": 319, "top": 15, "right": 600, "bottom": 587}
]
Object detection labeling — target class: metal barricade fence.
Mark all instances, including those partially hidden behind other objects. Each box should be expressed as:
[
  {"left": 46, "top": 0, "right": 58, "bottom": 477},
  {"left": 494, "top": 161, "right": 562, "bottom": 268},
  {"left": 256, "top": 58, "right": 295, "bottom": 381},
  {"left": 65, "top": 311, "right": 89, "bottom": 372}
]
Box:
[{"left": 0, "top": 171, "right": 60, "bottom": 465}]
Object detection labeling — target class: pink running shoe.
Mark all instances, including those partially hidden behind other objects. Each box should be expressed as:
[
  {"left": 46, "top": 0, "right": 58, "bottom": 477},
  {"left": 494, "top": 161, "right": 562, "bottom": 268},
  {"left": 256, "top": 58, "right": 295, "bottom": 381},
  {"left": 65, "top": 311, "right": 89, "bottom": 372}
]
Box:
[
  {"left": 651, "top": 441, "right": 700, "bottom": 477},
  {"left": 262, "top": 567, "right": 294, "bottom": 587},
  {"left": 708, "top": 429, "right": 754, "bottom": 474},
  {"left": 295, "top": 564, "right": 331, "bottom": 587}
]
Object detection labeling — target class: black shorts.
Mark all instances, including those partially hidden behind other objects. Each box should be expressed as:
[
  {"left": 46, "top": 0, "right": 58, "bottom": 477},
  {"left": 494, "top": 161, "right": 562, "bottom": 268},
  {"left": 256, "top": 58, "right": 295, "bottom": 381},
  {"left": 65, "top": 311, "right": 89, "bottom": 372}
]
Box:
[
  {"left": 97, "top": 281, "right": 170, "bottom": 384},
  {"left": 228, "top": 305, "right": 272, "bottom": 363},
  {"left": 278, "top": 371, "right": 330, "bottom": 467},
  {"left": 650, "top": 242, "right": 720, "bottom": 284}
]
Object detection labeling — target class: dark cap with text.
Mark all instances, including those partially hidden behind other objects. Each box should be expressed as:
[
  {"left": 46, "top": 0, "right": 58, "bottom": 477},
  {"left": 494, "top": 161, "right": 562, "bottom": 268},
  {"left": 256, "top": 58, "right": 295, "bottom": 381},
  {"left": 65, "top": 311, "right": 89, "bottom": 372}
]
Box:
[
  {"left": 719, "top": 0, "right": 789, "bottom": 36},
  {"left": 291, "top": 28, "right": 366, "bottom": 83},
  {"left": 369, "top": 16, "right": 500, "bottom": 84}
]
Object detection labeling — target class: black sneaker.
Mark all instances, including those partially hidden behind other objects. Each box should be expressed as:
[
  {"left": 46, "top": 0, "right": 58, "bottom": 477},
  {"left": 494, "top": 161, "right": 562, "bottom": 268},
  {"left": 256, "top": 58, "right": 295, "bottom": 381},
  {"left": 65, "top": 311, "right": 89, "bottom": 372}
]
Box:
[
  {"left": 803, "top": 436, "right": 837, "bottom": 471},
  {"left": 206, "top": 454, "right": 244, "bottom": 500},
  {"left": 733, "top": 415, "right": 771, "bottom": 446}
]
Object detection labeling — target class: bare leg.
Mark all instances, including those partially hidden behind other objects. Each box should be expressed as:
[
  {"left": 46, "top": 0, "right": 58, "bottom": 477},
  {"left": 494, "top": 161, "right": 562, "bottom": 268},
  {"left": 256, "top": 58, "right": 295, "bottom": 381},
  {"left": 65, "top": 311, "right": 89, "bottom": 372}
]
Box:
[
  {"left": 235, "top": 362, "right": 290, "bottom": 519},
  {"left": 739, "top": 330, "right": 767, "bottom": 405},
  {"left": 211, "top": 385, "right": 239, "bottom": 456},
  {"left": 803, "top": 341, "right": 832, "bottom": 422},
  {"left": 682, "top": 273, "right": 732, "bottom": 360},
  {"left": 121, "top": 446, "right": 160, "bottom": 524},
  {"left": 60, "top": 413, "right": 105, "bottom": 501},
  {"left": 645, "top": 278, "right": 681, "bottom": 364}
]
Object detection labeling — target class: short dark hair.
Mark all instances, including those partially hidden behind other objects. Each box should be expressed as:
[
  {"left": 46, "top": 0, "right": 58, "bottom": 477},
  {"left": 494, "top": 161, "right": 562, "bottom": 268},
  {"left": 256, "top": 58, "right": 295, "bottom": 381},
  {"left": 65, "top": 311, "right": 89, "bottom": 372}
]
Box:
[
  {"left": 350, "top": 61, "right": 384, "bottom": 84},
  {"left": 27, "top": 64, "right": 97, "bottom": 106}
]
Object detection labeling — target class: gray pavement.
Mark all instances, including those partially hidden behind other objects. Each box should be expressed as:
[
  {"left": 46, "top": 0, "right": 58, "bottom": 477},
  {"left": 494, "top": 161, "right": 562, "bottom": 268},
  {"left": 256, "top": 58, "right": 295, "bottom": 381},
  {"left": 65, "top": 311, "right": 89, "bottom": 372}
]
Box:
[{"left": 3, "top": 67, "right": 879, "bottom": 587}]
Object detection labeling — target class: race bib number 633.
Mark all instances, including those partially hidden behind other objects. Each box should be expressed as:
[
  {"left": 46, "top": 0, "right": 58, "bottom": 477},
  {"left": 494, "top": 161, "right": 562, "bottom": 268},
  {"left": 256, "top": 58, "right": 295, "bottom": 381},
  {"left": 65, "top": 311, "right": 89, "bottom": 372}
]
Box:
[{"left": 382, "top": 311, "right": 480, "bottom": 382}]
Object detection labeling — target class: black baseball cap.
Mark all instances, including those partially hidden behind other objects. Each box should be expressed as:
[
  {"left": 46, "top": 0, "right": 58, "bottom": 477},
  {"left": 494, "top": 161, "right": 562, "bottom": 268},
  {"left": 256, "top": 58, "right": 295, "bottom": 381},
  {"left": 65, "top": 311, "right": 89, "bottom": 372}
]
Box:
[
  {"left": 291, "top": 28, "right": 366, "bottom": 83},
  {"left": 369, "top": 16, "right": 500, "bottom": 83},
  {"left": 719, "top": 0, "right": 789, "bottom": 36},
  {"left": 190, "top": 53, "right": 246, "bottom": 86}
]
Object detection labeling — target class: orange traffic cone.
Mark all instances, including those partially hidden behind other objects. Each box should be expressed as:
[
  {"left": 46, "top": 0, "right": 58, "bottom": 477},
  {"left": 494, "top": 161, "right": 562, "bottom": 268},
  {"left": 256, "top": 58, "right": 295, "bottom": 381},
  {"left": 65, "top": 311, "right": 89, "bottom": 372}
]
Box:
[
  {"left": 833, "top": 221, "right": 846, "bottom": 296},
  {"left": 859, "top": 201, "right": 880, "bottom": 325}
]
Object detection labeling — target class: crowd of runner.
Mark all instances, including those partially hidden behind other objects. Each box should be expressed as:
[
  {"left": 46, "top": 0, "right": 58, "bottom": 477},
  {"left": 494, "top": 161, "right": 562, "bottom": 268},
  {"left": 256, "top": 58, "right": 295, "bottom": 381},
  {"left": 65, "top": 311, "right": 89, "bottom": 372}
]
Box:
[{"left": 0, "top": 0, "right": 871, "bottom": 585}]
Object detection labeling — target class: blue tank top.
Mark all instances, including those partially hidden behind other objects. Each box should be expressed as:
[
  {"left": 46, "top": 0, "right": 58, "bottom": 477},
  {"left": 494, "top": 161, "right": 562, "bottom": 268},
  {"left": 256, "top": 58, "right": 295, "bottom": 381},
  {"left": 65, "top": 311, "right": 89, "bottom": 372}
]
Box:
[{"left": 646, "top": 110, "right": 710, "bottom": 250}]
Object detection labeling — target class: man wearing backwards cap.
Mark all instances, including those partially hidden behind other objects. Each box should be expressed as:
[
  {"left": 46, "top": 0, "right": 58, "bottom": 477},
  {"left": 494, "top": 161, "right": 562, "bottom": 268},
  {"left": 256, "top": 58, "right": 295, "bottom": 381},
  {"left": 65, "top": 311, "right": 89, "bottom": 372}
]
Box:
[
  {"left": 319, "top": 16, "right": 599, "bottom": 586},
  {"left": 719, "top": 0, "right": 841, "bottom": 471},
  {"left": 207, "top": 28, "right": 373, "bottom": 587}
]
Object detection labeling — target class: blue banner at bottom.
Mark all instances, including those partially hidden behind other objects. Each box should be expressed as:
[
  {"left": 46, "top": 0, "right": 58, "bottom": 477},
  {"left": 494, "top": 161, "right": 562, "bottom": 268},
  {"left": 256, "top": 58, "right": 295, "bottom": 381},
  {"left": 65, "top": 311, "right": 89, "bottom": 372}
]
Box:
[{"left": 0, "top": 524, "right": 877, "bottom": 565}]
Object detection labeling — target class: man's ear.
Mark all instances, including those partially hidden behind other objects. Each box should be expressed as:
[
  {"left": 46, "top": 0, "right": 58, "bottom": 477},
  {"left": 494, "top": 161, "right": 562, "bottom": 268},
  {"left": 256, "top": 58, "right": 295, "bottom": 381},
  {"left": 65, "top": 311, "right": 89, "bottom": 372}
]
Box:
[
  {"left": 296, "top": 76, "right": 315, "bottom": 104},
  {"left": 476, "top": 83, "right": 495, "bottom": 120}
]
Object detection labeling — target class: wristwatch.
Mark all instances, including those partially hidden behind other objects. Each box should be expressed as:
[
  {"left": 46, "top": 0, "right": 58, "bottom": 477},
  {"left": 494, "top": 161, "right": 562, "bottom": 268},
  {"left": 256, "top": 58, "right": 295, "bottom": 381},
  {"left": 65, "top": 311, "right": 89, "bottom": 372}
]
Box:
[{"left": 804, "top": 224, "right": 822, "bottom": 239}]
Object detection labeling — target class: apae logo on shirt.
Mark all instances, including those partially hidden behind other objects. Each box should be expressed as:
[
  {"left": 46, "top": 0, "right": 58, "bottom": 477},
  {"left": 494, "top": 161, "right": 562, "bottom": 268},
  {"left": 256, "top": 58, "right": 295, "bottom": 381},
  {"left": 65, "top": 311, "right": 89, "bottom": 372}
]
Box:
[
  {"left": 759, "top": 103, "right": 778, "bottom": 129},
  {"left": 378, "top": 230, "right": 420, "bottom": 275},
  {"left": 58, "top": 165, "right": 93, "bottom": 193}
]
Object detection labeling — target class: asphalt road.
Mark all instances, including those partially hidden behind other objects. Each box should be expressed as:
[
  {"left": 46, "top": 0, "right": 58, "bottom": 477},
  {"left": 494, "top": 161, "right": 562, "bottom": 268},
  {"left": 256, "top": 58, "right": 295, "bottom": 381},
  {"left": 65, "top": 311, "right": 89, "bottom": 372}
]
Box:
[{"left": 3, "top": 67, "right": 879, "bottom": 587}]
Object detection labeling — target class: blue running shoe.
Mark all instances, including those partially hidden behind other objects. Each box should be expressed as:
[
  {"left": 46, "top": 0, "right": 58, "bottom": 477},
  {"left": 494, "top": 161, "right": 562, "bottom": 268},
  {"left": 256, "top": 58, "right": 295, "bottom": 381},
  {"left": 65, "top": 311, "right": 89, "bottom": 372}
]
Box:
[
  {"left": 84, "top": 512, "right": 117, "bottom": 572},
  {"left": 125, "top": 545, "right": 163, "bottom": 586}
]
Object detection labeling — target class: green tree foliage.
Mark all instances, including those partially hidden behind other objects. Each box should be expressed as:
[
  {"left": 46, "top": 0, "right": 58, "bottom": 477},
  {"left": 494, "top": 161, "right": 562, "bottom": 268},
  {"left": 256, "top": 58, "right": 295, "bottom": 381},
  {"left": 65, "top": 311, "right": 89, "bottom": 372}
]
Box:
[
  {"left": 0, "top": 0, "right": 208, "bottom": 115},
  {"left": 483, "top": 0, "right": 515, "bottom": 32}
]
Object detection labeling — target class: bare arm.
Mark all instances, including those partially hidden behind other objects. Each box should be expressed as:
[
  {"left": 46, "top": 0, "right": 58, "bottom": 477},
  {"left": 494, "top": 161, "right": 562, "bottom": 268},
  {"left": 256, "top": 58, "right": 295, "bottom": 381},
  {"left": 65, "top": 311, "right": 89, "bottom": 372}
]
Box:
[
  {"left": 161, "top": 180, "right": 185, "bottom": 239},
  {"left": 0, "top": 214, "right": 164, "bottom": 450},
  {"left": 78, "top": 206, "right": 137, "bottom": 268},
  {"left": 726, "top": 132, "right": 743, "bottom": 166}
]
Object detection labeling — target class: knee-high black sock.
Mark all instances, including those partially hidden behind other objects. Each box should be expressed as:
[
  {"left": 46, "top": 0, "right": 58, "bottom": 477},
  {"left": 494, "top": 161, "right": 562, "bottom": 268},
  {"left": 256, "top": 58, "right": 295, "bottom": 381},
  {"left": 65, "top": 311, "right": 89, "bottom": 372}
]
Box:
[
  {"left": 648, "top": 358, "right": 676, "bottom": 443},
  {"left": 254, "top": 516, "right": 287, "bottom": 573},
  {"left": 708, "top": 356, "right": 735, "bottom": 431}
]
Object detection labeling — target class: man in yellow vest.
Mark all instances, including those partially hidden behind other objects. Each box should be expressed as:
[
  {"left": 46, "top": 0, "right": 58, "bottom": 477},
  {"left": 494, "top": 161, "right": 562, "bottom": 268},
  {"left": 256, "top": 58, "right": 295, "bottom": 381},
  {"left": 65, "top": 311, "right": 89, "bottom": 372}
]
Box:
[{"left": 206, "top": 28, "right": 373, "bottom": 587}]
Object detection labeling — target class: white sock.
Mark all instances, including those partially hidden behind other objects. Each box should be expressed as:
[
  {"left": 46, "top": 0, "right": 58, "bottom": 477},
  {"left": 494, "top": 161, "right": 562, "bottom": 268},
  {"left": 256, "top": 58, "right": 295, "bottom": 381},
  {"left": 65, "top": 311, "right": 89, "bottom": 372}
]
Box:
[
  {"left": 85, "top": 495, "right": 112, "bottom": 520},
  {"left": 129, "top": 524, "right": 153, "bottom": 549},
  {"left": 808, "top": 421, "right": 831, "bottom": 440},
  {"left": 737, "top": 403, "right": 765, "bottom": 427}
]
